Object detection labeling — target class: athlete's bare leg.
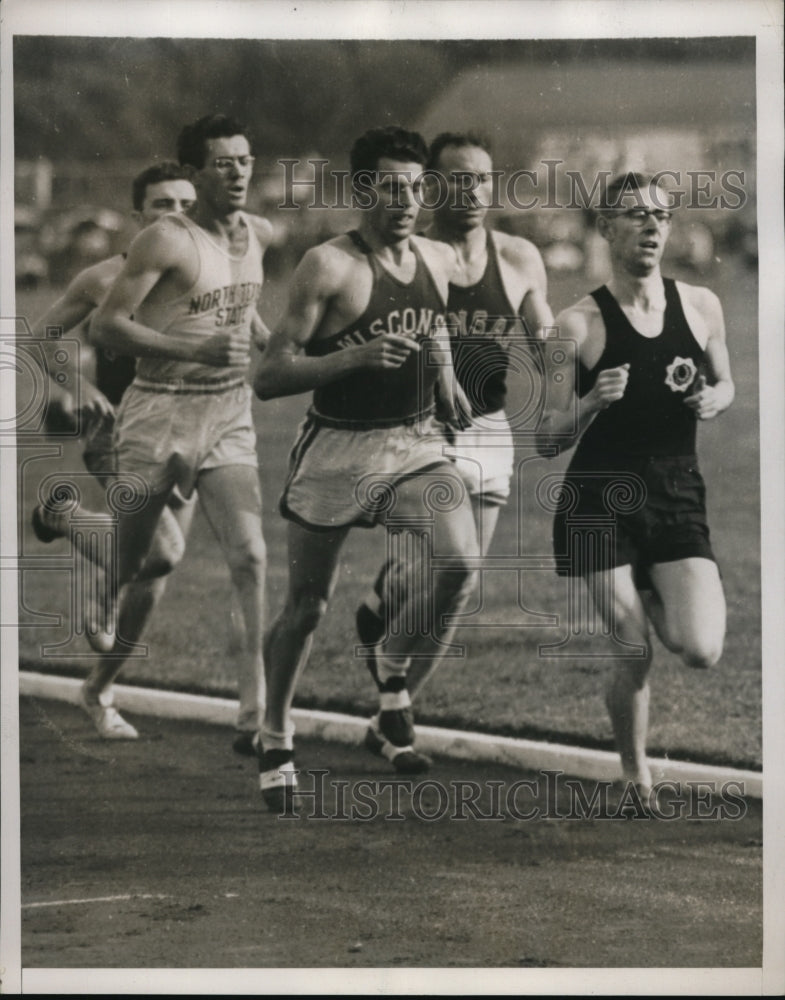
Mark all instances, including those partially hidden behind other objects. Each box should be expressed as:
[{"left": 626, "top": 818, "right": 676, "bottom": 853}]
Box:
[
  {"left": 402, "top": 492, "right": 488, "bottom": 697},
  {"left": 472, "top": 497, "right": 501, "bottom": 559},
  {"left": 583, "top": 565, "right": 654, "bottom": 793},
  {"left": 196, "top": 464, "right": 267, "bottom": 736},
  {"left": 105, "top": 499, "right": 196, "bottom": 658},
  {"left": 227, "top": 587, "right": 246, "bottom": 654},
  {"left": 644, "top": 558, "right": 725, "bottom": 669},
  {"left": 375, "top": 465, "right": 478, "bottom": 683},
  {"left": 82, "top": 488, "right": 173, "bottom": 690},
  {"left": 263, "top": 522, "right": 349, "bottom": 743},
  {"left": 135, "top": 497, "right": 195, "bottom": 580}
]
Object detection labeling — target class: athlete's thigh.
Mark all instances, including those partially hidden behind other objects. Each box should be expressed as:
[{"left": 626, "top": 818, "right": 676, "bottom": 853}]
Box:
[
  {"left": 386, "top": 462, "right": 479, "bottom": 559},
  {"left": 167, "top": 493, "right": 198, "bottom": 540},
  {"left": 583, "top": 563, "right": 650, "bottom": 643},
  {"left": 472, "top": 498, "right": 501, "bottom": 557},
  {"left": 648, "top": 557, "right": 725, "bottom": 647},
  {"left": 196, "top": 464, "right": 264, "bottom": 552},
  {"left": 285, "top": 520, "right": 350, "bottom": 602},
  {"left": 145, "top": 491, "right": 198, "bottom": 562},
  {"left": 117, "top": 489, "right": 172, "bottom": 581}
]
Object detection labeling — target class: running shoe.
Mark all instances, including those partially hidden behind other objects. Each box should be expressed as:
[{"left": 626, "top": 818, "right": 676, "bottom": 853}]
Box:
[
  {"left": 79, "top": 683, "right": 138, "bottom": 740},
  {"left": 31, "top": 503, "right": 67, "bottom": 543},
  {"left": 377, "top": 674, "right": 415, "bottom": 745},
  {"left": 232, "top": 730, "right": 257, "bottom": 757},
  {"left": 257, "top": 745, "right": 298, "bottom": 813},
  {"left": 364, "top": 718, "right": 431, "bottom": 774}
]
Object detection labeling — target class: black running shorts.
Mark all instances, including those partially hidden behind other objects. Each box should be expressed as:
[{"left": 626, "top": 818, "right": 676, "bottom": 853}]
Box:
[{"left": 552, "top": 452, "right": 716, "bottom": 584}]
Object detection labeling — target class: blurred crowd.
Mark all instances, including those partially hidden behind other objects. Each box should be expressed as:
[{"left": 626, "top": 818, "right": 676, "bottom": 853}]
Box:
[{"left": 15, "top": 146, "right": 757, "bottom": 292}]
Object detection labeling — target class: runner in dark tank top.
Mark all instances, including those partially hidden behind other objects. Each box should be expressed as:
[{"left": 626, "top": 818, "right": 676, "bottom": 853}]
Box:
[
  {"left": 535, "top": 172, "right": 735, "bottom": 801},
  {"left": 308, "top": 230, "right": 447, "bottom": 425}
]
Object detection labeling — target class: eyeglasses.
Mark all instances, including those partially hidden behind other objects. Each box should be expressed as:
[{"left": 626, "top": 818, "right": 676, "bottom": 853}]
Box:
[
  {"left": 212, "top": 155, "right": 255, "bottom": 173},
  {"left": 618, "top": 208, "right": 673, "bottom": 225}
]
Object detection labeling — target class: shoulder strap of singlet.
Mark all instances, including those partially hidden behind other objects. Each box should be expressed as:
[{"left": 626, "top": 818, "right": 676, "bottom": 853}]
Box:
[
  {"left": 409, "top": 236, "right": 446, "bottom": 307},
  {"left": 661, "top": 276, "right": 698, "bottom": 345},
  {"left": 348, "top": 229, "right": 373, "bottom": 254},
  {"left": 348, "top": 230, "right": 440, "bottom": 300},
  {"left": 593, "top": 279, "right": 687, "bottom": 332},
  {"left": 485, "top": 229, "right": 518, "bottom": 319},
  {"left": 168, "top": 211, "right": 256, "bottom": 262},
  {"left": 663, "top": 276, "right": 680, "bottom": 311},
  {"left": 347, "top": 229, "right": 384, "bottom": 281},
  {"left": 590, "top": 283, "right": 636, "bottom": 332}
]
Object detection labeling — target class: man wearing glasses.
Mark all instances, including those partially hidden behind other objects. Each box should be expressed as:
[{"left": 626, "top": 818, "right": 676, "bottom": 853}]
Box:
[
  {"left": 90, "top": 115, "right": 272, "bottom": 752},
  {"left": 536, "top": 172, "right": 734, "bottom": 800}
]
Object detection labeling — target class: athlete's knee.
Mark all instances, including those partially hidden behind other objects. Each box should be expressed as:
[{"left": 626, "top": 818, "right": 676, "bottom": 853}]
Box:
[
  {"left": 682, "top": 634, "right": 723, "bottom": 670},
  {"left": 433, "top": 557, "right": 478, "bottom": 607},
  {"left": 227, "top": 536, "right": 267, "bottom": 587},
  {"left": 122, "top": 545, "right": 156, "bottom": 586},
  {"left": 136, "top": 555, "right": 176, "bottom": 581},
  {"left": 664, "top": 613, "right": 724, "bottom": 669},
  {"left": 609, "top": 653, "right": 652, "bottom": 693},
  {"left": 137, "top": 533, "right": 187, "bottom": 580},
  {"left": 288, "top": 590, "right": 329, "bottom": 636}
]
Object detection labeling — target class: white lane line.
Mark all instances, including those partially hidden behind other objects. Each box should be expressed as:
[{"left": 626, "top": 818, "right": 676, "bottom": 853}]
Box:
[
  {"left": 19, "top": 670, "right": 764, "bottom": 797},
  {"left": 23, "top": 893, "right": 168, "bottom": 909}
]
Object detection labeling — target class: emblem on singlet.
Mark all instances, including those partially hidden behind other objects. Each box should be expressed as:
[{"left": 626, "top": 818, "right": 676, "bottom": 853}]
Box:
[{"left": 664, "top": 356, "right": 698, "bottom": 393}]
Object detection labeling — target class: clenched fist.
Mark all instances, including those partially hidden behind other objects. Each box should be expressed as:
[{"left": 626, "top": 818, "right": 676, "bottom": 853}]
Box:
[
  {"left": 356, "top": 333, "right": 420, "bottom": 370},
  {"left": 193, "top": 330, "right": 251, "bottom": 367},
  {"left": 587, "top": 363, "right": 630, "bottom": 411}
]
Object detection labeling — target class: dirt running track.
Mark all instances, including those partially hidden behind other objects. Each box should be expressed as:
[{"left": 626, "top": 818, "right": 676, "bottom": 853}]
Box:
[{"left": 18, "top": 696, "right": 761, "bottom": 971}]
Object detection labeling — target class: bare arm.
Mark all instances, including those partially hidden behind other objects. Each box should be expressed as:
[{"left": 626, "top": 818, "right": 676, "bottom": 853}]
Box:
[
  {"left": 431, "top": 317, "right": 473, "bottom": 429},
  {"left": 535, "top": 304, "right": 630, "bottom": 456},
  {"left": 251, "top": 310, "right": 272, "bottom": 351},
  {"left": 519, "top": 243, "right": 555, "bottom": 338},
  {"left": 249, "top": 217, "right": 273, "bottom": 351},
  {"left": 253, "top": 246, "right": 419, "bottom": 401},
  {"left": 32, "top": 267, "right": 115, "bottom": 420},
  {"left": 416, "top": 236, "right": 472, "bottom": 427},
  {"left": 684, "top": 289, "right": 735, "bottom": 419},
  {"left": 92, "top": 221, "right": 248, "bottom": 368}
]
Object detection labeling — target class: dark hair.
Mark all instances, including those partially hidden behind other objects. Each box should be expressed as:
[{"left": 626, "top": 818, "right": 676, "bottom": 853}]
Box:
[
  {"left": 427, "top": 131, "right": 492, "bottom": 170},
  {"left": 131, "top": 161, "right": 191, "bottom": 212},
  {"left": 598, "top": 171, "right": 669, "bottom": 212},
  {"left": 349, "top": 125, "right": 428, "bottom": 181},
  {"left": 176, "top": 114, "right": 252, "bottom": 170}
]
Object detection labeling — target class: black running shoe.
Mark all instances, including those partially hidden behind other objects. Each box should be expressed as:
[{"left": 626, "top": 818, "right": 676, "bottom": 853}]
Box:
[
  {"left": 364, "top": 723, "right": 431, "bottom": 774},
  {"left": 232, "top": 731, "right": 257, "bottom": 757},
  {"left": 257, "top": 746, "right": 297, "bottom": 813},
  {"left": 378, "top": 703, "right": 416, "bottom": 748},
  {"left": 31, "top": 504, "right": 62, "bottom": 543}
]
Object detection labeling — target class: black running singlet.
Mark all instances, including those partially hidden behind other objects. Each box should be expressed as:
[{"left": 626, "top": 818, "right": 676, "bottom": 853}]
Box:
[
  {"left": 576, "top": 279, "right": 705, "bottom": 457},
  {"left": 89, "top": 253, "right": 136, "bottom": 405},
  {"left": 308, "top": 231, "right": 447, "bottom": 425},
  {"left": 94, "top": 348, "right": 136, "bottom": 405},
  {"left": 446, "top": 231, "right": 524, "bottom": 416}
]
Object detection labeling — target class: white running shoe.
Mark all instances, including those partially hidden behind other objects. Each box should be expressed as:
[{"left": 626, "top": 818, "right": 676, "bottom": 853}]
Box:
[{"left": 80, "top": 684, "right": 138, "bottom": 740}]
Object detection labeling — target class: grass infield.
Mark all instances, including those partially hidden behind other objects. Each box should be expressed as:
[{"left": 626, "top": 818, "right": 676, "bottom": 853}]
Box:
[{"left": 14, "top": 254, "right": 761, "bottom": 770}]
